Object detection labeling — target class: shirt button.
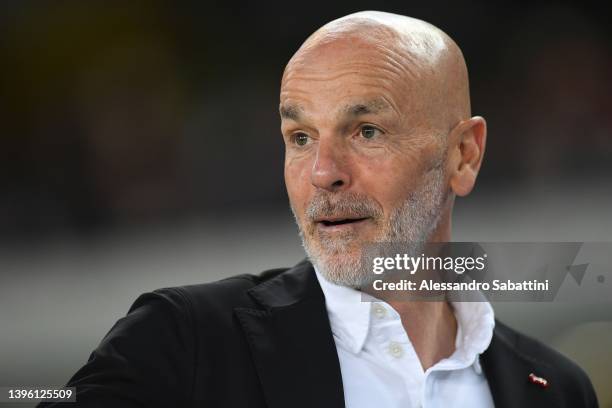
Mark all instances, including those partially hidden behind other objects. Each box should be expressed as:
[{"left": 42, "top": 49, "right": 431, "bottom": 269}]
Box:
[
  {"left": 388, "top": 342, "right": 404, "bottom": 358},
  {"left": 373, "top": 303, "right": 387, "bottom": 319}
]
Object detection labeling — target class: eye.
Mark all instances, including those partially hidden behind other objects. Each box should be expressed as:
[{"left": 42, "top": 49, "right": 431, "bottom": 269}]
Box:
[
  {"left": 293, "top": 132, "right": 309, "bottom": 146},
  {"left": 360, "top": 125, "right": 382, "bottom": 139}
]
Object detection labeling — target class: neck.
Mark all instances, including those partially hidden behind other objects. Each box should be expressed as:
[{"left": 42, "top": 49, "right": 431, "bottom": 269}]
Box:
[{"left": 392, "top": 208, "right": 457, "bottom": 370}]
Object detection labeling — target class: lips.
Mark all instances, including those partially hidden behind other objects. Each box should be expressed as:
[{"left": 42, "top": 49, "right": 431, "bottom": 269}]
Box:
[{"left": 316, "top": 216, "right": 370, "bottom": 227}]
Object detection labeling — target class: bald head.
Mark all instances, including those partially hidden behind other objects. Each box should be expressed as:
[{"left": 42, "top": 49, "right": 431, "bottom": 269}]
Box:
[{"left": 282, "top": 11, "right": 471, "bottom": 131}]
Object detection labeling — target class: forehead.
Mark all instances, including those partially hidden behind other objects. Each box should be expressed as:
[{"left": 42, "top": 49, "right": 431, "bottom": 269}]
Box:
[{"left": 280, "top": 38, "right": 421, "bottom": 119}]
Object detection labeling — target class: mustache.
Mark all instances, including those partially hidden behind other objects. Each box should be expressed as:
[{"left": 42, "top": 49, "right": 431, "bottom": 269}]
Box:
[{"left": 305, "top": 191, "right": 383, "bottom": 222}]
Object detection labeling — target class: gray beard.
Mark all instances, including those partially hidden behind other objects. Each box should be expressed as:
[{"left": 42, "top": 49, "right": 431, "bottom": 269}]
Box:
[{"left": 293, "top": 164, "right": 448, "bottom": 289}]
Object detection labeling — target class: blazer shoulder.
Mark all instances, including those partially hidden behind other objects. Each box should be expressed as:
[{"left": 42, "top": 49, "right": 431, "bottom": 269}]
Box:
[
  {"left": 152, "top": 267, "right": 290, "bottom": 312},
  {"left": 494, "top": 320, "right": 598, "bottom": 407}
]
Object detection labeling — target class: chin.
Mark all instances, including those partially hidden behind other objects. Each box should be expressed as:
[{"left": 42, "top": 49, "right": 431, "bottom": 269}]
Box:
[
  {"left": 305, "top": 242, "right": 369, "bottom": 288},
  {"left": 311, "top": 236, "right": 363, "bottom": 258}
]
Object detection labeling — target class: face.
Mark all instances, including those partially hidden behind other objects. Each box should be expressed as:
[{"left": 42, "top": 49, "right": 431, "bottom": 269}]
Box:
[{"left": 280, "top": 38, "right": 451, "bottom": 288}]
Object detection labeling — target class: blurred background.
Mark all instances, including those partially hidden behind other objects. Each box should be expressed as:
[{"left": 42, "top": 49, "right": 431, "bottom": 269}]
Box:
[{"left": 1, "top": 1, "right": 611, "bottom": 406}]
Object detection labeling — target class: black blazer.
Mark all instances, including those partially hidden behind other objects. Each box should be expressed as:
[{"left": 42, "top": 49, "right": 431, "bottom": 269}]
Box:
[{"left": 40, "top": 259, "right": 598, "bottom": 407}]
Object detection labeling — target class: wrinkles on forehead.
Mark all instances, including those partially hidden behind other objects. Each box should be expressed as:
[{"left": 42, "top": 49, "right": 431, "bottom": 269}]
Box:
[
  {"left": 281, "top": 56, "right": 406, "bottom": 119},
  {"left": 284, "top": 44, "right": 417, "bottom": 94}
]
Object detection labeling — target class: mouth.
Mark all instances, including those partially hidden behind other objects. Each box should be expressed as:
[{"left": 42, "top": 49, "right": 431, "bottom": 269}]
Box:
[{"left": 315, "top": 216, "right": 370, "bottom": 229}]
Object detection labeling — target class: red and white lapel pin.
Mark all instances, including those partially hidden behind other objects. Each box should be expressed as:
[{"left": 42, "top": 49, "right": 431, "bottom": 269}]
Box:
[{"left": 528, "top": 373, "right": 549, "bottom": 388}]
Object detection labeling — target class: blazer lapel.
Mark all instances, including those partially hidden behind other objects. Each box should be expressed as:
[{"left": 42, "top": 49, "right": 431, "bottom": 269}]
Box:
[
  {"left": 235, "top": 260, "right": 345, "bottom": 408},
  {"left": 481, "top": 321, "right": 562, "bottom": 408}
]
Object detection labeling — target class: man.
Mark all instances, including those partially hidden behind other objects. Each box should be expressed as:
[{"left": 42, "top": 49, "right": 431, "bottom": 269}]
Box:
[{"left": 41, "top": 11, "right": 597, "bottom": 408}]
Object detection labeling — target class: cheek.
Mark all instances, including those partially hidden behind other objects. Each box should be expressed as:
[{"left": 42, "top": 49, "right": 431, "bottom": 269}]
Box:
[
  {"left": 356, "top": 154, "right": 422, "bottom": 210},
  {"left": 284, "top": 156, "right": 312, "bottom": 211}
]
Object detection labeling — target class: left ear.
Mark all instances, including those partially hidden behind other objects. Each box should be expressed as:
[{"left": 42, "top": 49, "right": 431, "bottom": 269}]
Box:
[{"left": 448, "top": 116, "right": 487, "bottom": 197}]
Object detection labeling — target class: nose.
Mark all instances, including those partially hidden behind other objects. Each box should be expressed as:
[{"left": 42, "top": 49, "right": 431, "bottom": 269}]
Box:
[{"left": 311, "top": 138, "right": 351, "bottom": 192}]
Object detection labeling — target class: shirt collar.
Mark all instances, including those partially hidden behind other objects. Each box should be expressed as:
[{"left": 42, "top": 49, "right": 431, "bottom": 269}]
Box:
[
  {"left": 314, "top": 267, "right": 495, "bottom": 373},
  {"left": 451, "top": 300, "right": 495, "bottom": 374},
  {"left": 314, "top": 267, "right": 372, "bottom": 354}
]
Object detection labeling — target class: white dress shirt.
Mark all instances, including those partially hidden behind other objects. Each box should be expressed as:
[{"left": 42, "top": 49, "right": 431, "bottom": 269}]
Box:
[{"left": 314, "top": 269, "right": 496, "bottom": 408}]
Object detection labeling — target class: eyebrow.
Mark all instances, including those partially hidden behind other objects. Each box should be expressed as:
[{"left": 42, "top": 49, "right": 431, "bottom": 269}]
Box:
[
  {"left": 279, "top": 98, "right": 392, "bottom": 122},
  {"left": 279, "top": 104, "right": 303, "bottom": 121},
  {"left": 343, "top": 99, "right": 391, "bottom": 117}
]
